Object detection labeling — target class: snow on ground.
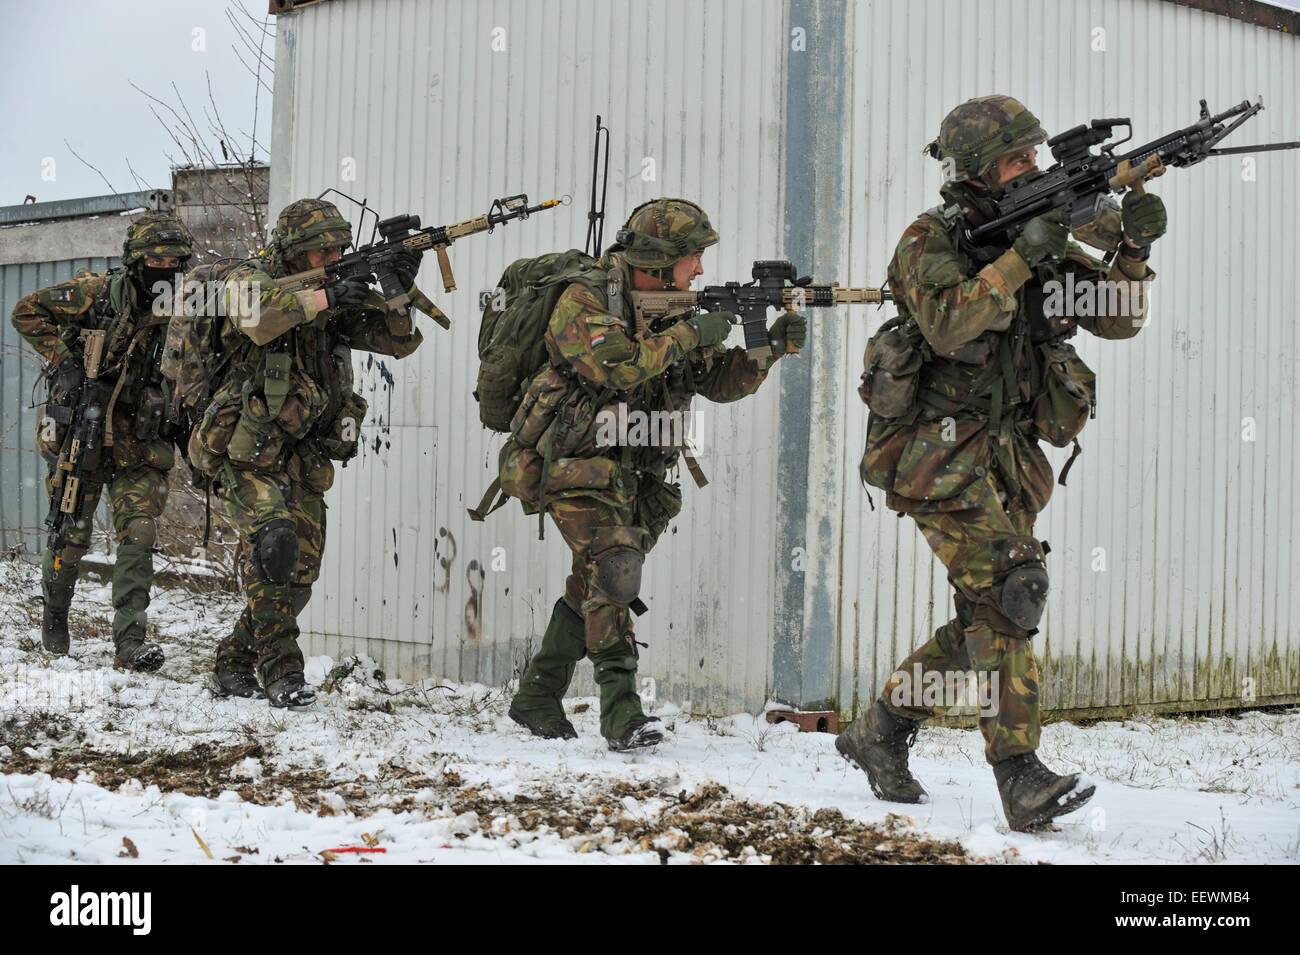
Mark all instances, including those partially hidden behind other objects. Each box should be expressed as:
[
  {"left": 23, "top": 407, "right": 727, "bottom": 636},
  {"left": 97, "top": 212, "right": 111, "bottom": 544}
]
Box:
[{"left": 1, "top": 554, "right": 1297, "bottom": 865}]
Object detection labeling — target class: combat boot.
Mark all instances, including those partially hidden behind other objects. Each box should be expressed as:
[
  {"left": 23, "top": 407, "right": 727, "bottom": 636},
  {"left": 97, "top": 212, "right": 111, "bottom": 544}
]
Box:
[
  {"left": 214, "top": 655, "right": 262, "bottom": 698},
  {"left": 42, "top": 604, "right": 71, "bottom": 655},
  {"left": 992, "top": 752, "right": 1095, "bottom": 832},
  {"left": 266, "top": 671, "right": 317, "bottom": 710},
  {"left": 508, "top": 598, "right": 586, "bottom": 739},
  {"left": 113, "top": 625, "right": 165, "bottom": 672},
  {"left": 214, "top": 608, "right": 263, "bottom": 698},
  {"left": 835, "top": 700, "right": 928, "bottom": 803},
  {"left": 589, "top": 638, "right": 660, "bottom": 751},
  {"left": 606, "top": 715, "right": 664, "bottom": 752}
]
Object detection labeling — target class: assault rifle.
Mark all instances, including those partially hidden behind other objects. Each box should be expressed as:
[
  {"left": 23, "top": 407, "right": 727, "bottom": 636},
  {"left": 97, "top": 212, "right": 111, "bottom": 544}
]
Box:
[
  {"left": 962, "top": 98, "right": 1300, "bottom": 254},
  {"left": 276, "top": 193, "right": 563, "bottom": 322},
  {"left": 45, "top": 330, "right": 111, "bottom": 571},
  {"left": 630, "top": 260, "right": 892, "bottom": 359}
]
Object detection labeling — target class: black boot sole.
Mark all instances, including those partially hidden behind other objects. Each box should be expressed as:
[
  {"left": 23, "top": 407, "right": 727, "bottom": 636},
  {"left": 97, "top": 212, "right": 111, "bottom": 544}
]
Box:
[
  {"left": 835, "top": 735, "right": 928, "bottom": 804},
  {"left": 1008, "top": 781, "right": 1097, "bottom": 832}
]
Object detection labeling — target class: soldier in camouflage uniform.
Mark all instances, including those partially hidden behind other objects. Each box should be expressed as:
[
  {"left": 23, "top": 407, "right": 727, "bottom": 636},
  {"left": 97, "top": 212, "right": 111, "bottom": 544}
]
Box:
[
  {"left": 187, "top": 198, "right": 428, "bottom": 708},
  {"left": 499, "top": 198, "right": 806, "bottom": 751},
  {"left": 11, "top": 213, "right": 194, "bottom": 669},
  {"left": 841, "top": 96, "right": 1167, "bottom": 831}
]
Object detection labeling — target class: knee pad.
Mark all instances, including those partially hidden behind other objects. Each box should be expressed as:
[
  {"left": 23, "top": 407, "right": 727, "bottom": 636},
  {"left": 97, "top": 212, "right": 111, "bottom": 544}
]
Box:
[
  {"left": 589, "top": 526, "right": 648, "bottom": 606},
  {"left": 253, "top": 519, "right": 299, "bottom": 585},
  {"left": 595, "top": 548, "right": 643, "bottom": 605},
  {"left": 121, "top": 517, "right": 157, "bottom": 549},
  {"left": 991, "top": 537, "right": 1049, "bottom": 632}
]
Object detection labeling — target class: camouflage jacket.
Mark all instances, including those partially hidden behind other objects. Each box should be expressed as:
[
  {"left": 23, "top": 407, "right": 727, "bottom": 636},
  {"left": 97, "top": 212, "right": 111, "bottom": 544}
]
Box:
[
  {"left": 863, "top": 189, "right": 1155, "bottom": 514},
  {"left": 187, "top": 257, "right": 425, "bottom": 484},
  {"left": 12, "top": 270, "right": 177, "bottom": 472},
  {"left": 501, "top": 252, "right": 773, "bottom": 505}
]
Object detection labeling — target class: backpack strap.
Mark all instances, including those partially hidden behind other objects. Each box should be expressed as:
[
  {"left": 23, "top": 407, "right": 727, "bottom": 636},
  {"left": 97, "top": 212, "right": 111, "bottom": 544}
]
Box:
[{"left": 467, "top": 477, "right": 509, "bottom": 522}]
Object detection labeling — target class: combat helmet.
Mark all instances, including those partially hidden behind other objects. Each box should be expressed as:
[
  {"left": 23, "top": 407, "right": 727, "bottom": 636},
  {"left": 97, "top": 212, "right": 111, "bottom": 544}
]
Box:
[
  {"left": 270, "top": 197, "right": 353, "bottom": 263},
  {"left": 927, "top": 95, "right": 1048, "bottom": 183},
  {"left": 612, "top": 198, "right": 719, "bottom": 279},
  {"left": 121, "top": 211, "right": 193, "bottom": 267}
]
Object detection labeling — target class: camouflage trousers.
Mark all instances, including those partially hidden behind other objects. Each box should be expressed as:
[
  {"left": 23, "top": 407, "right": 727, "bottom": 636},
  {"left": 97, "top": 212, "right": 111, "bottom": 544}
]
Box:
[
  {"left": 214, "top": 460, "right": 326, "bottom": 685},
  {"left": 879, "top": 474, "right": 1042, "bottom": 764},
  {"left": 548, "top": 472, "right": 682, "bottom": 652},
  {"left": 41, "top": 464, "right": 169, "bottom": 643}
]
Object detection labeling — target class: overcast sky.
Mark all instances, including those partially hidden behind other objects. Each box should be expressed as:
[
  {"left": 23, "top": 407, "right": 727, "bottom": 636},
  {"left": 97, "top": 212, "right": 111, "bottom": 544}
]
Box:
[
  {"left": 0, "top": 0, "right": 270, "bottom": 207},
  {"left": 2, "top": 0, "right": 1299, "bottom": 209}
]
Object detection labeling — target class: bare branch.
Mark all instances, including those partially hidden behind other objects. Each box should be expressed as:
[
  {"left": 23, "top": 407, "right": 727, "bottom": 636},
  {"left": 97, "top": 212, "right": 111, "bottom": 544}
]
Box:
[{"left": 62, "top": 140, "right": 121, "bottom": 196}]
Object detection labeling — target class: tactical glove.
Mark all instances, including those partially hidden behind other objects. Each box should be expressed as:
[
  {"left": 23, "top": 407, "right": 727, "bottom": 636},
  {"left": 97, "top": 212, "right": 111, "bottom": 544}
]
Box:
[
  {"left": 392, "top": 249, "right": 421, "bottom": 291},
  {"left": 52, "top": 355, "right": 83, "bottom": 399},
  {"left": 1121, "top": 191, "right": 1167, "bottom": 248},
  {"left": 325, "top": 276, "right": 371, "bottom": 309},
  {"left": 768, "top": 310, "right": 807, "bottom": 355},
  {"left": 687, "top": 311, "right": 733, "bottom": 349},
  {"left": 1013, "top": 210, "right": 1070, "bottom": 267}
]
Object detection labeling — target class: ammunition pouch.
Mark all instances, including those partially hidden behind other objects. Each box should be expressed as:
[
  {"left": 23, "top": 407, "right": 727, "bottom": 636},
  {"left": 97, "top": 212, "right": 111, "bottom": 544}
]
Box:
[
  {"left": 636, "top": 476, "right": 682, "bottom": 545},
  {"left": 227, "top": 386, "right": 285, "bottom": 470},
  {"left": 317, "top": 391, "right": 369, "bottom": 461},
  {"left": 133, "top": 386, "right": 166, "bottom": 441},
  {"left": 1031, "top": 341, "right": 1095, "bottom": 448},
  {"left": 859, "top": 318, "right": 924, "bottom": 419}
]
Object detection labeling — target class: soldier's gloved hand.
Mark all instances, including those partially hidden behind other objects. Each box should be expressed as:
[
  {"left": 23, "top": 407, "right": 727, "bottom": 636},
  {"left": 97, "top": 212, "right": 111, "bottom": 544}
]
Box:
[
  {"left": 392, "top": 249, "right": 421, "bottom": 291},
  {"left": 1013, "top": 210, "right": 1070, "bottom": 267},
  {"left": 52, "top": 355, "right": 83, "bottom": 398},
  {"left": 325, "top": 276, "right": 371, "bottom": 309},
  {"left": 686, "top": 311, "right": 733, "bottom": 349},
  {"left": 768, "top": 310, "right": 807, "bottom": 355},
  {"left": 1121, "top": 191, "right": 1167, "bottom": 249}
]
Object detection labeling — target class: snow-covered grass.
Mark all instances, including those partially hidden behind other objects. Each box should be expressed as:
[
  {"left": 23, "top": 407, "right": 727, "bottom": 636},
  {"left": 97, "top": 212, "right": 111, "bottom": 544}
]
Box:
[{"left": 1, "top": 554, "right": 1296, "bottom": 865}]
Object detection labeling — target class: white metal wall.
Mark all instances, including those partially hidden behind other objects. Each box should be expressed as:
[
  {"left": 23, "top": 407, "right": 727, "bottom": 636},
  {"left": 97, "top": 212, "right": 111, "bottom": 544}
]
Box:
[
  {"left": 273, "top": 0, "right": 790, "bottom": 712},
  {"left": 272, "top": 0, "right": 1299, "bottom": 714},
  {"left": 835, "top": 0, "right": 1300, "bottom": 713}
]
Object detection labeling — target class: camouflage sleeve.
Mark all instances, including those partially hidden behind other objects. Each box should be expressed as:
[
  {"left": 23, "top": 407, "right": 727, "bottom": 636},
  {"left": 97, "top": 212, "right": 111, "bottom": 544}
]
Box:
[
  {"left": 1075, "top": 249, "right": 1156, "bottom": 341},
  {"left": 9, "top": 274, "right": 101, "bottom": 365},
  {"left": 891, "top": 216, "right": 1031, "bottom": 356},
  {"left": 224, "top": 266, "right": 321, "bottom": 346},
  {"left": 1071, "top": 200, "right": 1124, "bottom": 254},
  {"left": 691, "top": 345, "right": 770, "bottom": 403},
  {"left": 335, "top": 285, "right": 425, "bottom": 360},
  {"left": 547, "top": 281, "right": 699, "bottom": 390}
]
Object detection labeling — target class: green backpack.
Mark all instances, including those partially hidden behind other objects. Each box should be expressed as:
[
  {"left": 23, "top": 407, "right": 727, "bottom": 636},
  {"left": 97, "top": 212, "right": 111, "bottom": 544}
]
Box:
[
  {"left": 160, "top": 257, "right": 245, "bottom": 421},
  {"left": 474, "top": 249, "right": 603, "bottom": 432}
]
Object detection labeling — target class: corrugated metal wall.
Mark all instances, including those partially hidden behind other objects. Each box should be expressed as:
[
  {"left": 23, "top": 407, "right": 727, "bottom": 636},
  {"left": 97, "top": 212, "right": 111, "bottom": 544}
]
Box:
[
  {"left": 275, "top": 0, "right": 788, "bottom": 713},
  {"left": 835, "top": 0, "right": 1300, "bottom": 715},
  {"left": 273, "top": 0, "right": 1299, "bottom": 715},
  {"left": 0, "top": 257, "right": 119, "bottom": 553}
]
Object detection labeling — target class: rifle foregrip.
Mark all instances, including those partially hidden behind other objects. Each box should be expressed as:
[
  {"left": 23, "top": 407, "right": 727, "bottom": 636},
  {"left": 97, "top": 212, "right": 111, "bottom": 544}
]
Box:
[{"left": 436, "top": 246, "right": 456, "bottom": 292}]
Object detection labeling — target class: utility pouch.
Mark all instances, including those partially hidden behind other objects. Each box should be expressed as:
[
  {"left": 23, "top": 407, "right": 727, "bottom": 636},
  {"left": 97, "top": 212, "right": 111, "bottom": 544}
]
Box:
[{"left": 133, "top": 385, "right": 166, "bottom": 441}]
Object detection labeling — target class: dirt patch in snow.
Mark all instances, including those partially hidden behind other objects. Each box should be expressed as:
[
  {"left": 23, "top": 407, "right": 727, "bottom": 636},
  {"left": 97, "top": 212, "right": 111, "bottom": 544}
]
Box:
[{"left": 2, "top": 730, "right": 970, "bottom": 863}]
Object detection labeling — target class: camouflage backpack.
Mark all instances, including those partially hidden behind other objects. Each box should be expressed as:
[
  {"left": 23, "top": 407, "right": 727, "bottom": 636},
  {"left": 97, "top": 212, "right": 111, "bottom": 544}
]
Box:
[
  {"left": 160, "top": 257, "right": 246, "bottom": 420},
  {"left": 474, "top": 249, "right": 603, "bottom": 432}
]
